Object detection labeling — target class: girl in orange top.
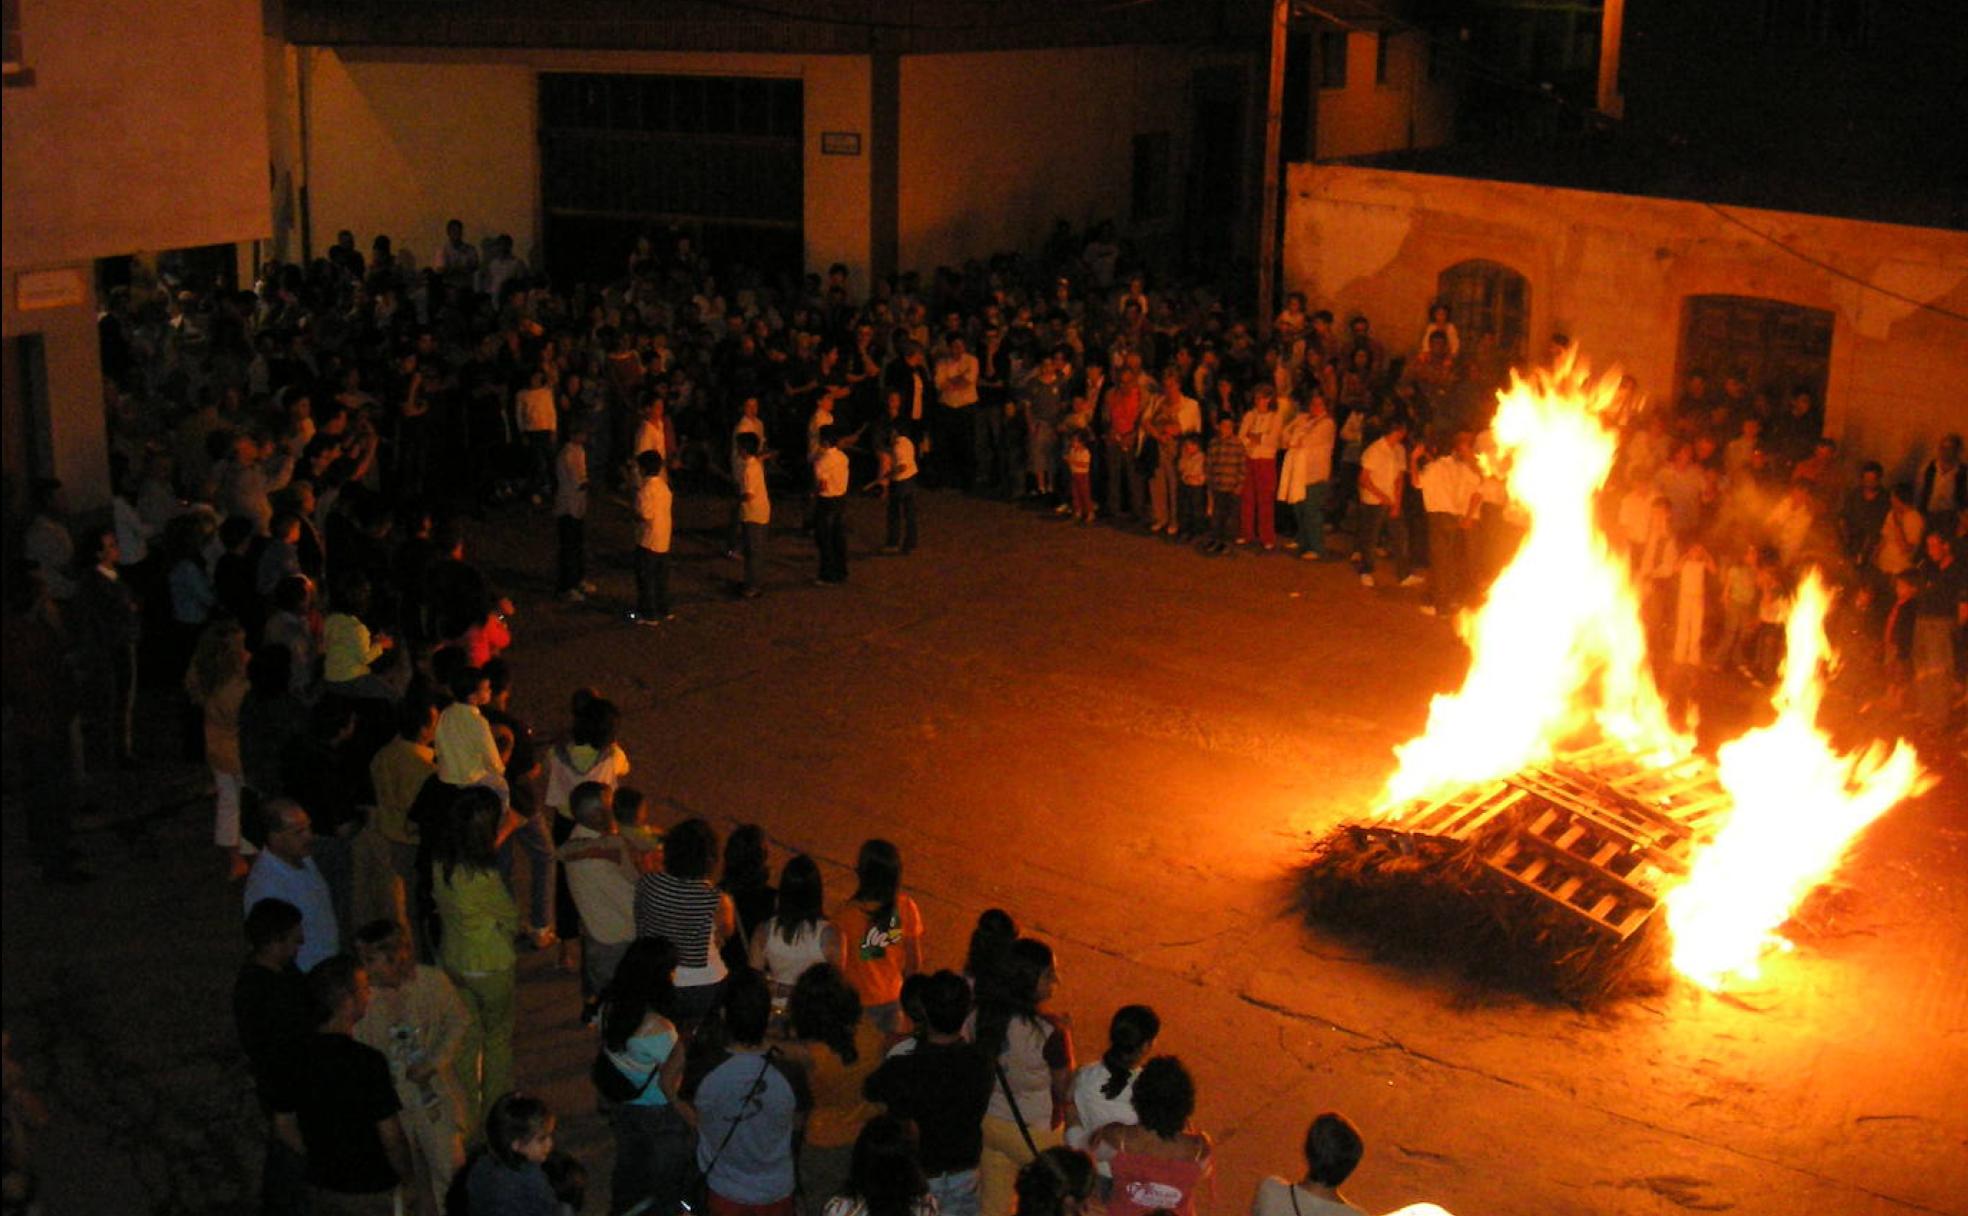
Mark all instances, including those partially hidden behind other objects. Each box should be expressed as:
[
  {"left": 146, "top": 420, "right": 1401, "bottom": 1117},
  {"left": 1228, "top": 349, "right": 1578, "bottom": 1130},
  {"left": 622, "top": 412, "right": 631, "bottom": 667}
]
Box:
[{"left": 833, "top": 839, "right": 923, "bottom": 1034}]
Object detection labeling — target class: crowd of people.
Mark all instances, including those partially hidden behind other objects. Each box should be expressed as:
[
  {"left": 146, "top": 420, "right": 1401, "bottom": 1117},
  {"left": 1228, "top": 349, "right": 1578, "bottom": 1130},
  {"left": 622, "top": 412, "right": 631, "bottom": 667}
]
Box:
[{"left": 1, "top": 209, "right": 1962, "bottom": 1216}]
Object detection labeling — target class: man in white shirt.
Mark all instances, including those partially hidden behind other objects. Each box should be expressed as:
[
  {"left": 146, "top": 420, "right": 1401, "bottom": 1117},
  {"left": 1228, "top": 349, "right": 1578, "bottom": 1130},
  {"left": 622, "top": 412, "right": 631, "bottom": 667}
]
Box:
[
  {"left": 880, "top": 424, "right": 921, "bottom": 555},
  {"left": 630, "top": 451, "right": 675, "bottom": 624},
  {"left": 434, "top": 219, "right": 479, "bottom": 294},
  {"left": 1416, "top": 431, "right": 1485, "bottom": 615},
  {"left": 477, "top": 234, "right": 526, "bottom": 303},
  {"left": 812, "top": 426, "right": 851, "bottom": 585},
  {"left": 1355, "top": 420, "right": 1417, "bottom": 588},
  {"left": 934, "top": 336, "right": 980, "bottom": 489},
  {"left": 243, "top": 799, "right": 341, "bottom": 972}
]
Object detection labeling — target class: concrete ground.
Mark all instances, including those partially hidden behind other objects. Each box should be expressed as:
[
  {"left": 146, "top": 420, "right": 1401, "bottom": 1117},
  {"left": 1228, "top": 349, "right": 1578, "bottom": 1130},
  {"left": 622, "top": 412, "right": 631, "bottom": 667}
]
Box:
[{"left": 4, "top": 485, "right": 1964, "bottom": 1216}]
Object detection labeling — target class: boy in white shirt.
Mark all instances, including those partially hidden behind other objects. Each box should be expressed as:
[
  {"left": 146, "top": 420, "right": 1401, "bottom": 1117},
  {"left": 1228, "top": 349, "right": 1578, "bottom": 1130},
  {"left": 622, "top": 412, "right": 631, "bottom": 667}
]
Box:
[
  {"left": 812, "top": 425, "right": 851, "bottom": 584},
  {"left": 629, "top": 450, "right": 674, "bottom": 626},
  {"left": 735, "top": 432, "right": 771, "bottom": 598},
  {"left": 879, "top": 424, "right": 920, "bottom": 555},
  {"left": 554, "top": 781, "right": 640, "bottom": 1021}
]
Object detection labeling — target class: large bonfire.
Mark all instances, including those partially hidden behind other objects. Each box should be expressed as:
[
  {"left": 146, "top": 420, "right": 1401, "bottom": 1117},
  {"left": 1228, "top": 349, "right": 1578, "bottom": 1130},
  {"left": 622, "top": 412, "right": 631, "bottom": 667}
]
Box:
[{"left": 1309, "top": 351, "right": 1931, "bottom": 997}]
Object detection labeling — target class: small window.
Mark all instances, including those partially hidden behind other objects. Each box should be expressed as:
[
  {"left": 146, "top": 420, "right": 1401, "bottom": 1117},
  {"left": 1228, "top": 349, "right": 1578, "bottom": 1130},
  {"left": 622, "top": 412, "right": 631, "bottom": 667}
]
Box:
[
  {"left": 1375, "top": 32, "right": 1391, "bottom": 85},
  {"left": 1319, "top": 30, "right": 1349, "bottom": 89},
  {"left": 1437, "top": 259, "right": 1531, "bottom": 360},
  {"left": 1131, "top": 131, "right": 1171, "bottom": 223},
  {"left": 2, "top": 0, "right": 31, "bottom": 86}
]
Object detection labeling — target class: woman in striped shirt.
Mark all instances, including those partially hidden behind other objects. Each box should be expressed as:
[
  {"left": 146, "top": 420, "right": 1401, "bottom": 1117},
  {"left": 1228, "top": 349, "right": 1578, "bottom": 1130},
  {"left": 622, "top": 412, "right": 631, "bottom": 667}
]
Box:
[{"left": 633, "top": 817, "right": 735, "bottom": 1031}]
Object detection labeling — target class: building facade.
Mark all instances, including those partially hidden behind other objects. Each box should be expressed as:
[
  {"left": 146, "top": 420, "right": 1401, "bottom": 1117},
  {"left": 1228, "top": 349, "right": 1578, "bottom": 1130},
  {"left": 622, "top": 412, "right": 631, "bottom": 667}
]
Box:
[{"left": 1284, "top": 164, "right": 1968, "bottom": 474}]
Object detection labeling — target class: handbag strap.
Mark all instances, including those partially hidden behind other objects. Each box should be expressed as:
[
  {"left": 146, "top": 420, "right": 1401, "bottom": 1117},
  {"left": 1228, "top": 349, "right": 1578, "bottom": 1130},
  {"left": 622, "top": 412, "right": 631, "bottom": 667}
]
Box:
[
  {"left": 704, "top": 1052, "right": 777, "bottom": 1180},
  {"left": 994, "top": 1063, "right": 1042, "bottom": 1160}
]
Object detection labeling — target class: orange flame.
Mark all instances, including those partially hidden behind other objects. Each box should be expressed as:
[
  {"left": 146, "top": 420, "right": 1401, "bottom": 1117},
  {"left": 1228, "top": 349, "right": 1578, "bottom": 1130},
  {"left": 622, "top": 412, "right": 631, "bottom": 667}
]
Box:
[
  {"left": 1376, "top": 350, "right": 1930, "bottom": 989},
  {"left": 1378, "top": 351, "right": 1687, "bottom": 812},
  {"left": 1664, "top": 572, "right": 1930, "bottom": 988}
]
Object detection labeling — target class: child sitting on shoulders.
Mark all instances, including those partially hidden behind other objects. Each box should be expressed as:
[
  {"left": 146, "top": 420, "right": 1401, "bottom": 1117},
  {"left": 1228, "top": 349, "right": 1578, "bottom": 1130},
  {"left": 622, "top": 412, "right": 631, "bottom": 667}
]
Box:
[{"left": 612, "top": 787, "right": 664, "bottom": 874}]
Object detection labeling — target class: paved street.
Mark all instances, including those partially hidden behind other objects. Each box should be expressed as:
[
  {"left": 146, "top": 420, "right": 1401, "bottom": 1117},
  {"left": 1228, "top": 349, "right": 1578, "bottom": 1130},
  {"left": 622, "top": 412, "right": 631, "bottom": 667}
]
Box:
[{"left": 5, "top": 485, "right": 1964, "bottom": 1216}]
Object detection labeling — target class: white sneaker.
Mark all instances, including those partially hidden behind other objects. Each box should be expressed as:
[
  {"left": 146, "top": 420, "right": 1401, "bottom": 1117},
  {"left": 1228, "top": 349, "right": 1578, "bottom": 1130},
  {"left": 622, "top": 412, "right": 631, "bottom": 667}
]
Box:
[
  {"left": 1359, "top": 573, "right": 1375, "bottom": 587},
  {"left": 1419, "top": 604, "right": 1437, "bottom": 616},
  {"left": 1400, "top": 574, "right": 1424, "bottom": 588}
]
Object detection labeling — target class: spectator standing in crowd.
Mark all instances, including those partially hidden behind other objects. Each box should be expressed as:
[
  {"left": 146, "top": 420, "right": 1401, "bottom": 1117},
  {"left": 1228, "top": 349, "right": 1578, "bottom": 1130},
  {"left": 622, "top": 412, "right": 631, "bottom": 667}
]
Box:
[
  {"left": 431, "top": 785, "right": 520, "bottom": 1124},
  {"left": 1280, "top": 393, "right": 1335, "bottom": 560},
  {"left": 822, "top": 1115, "right": 936, "bottom": 1216},
  {"left": 1910, "top": 530, "right": 1966, "bottom": 729},
  {"left": 976, "top": 938, "right": 1074, "bottom": 1216},
  {"left": 1355, "top": 420, "right": 1416, "bottom": 589},
  {"left": 558, "top": 781, "right": 641, "bottom": 1022},
  {"left": 635, "top": 817, "right": 737, "bottom": 1030},
  {"left": 71, "top": 526, "right": 141, "bottom": 771},
  {"left": 690, "top": 972, "right": 807, "bottom": 1216},
  {"left": 788, "top": 964, "right": 886, "bottom": 1216},
  {"left": 596, "top": 937, "right": 691, "bottom": 1216},
  {"left": 21, "top": 480, "right": 77, "bottom": 601},
  {"left": 369, "top": 697, "right": 439, "bottom": 952},
  {"left": 835, "top": 839, "right": 924, "bottom": 1034},
  {"left": 1090, "top": 1056, "right": 1213, "bottom": 1216},
  {"left": 186, "top": 618, "right": 252, "bottom": 879},
  {"left": 462, "top": 1092, "right": 560, "bottom": 1216},
  {"left": 750, "top": 853, "right": 840, "bottom": 1018},
  {"left": 1236, "top": 386, "right": 1282, "bottom": 549},
  {"left": 935, "top": 335, "right": 981, "bottom": 489},
  {"left": 1, "top": 567, "right": 86, "bottom": 884},
  {"left": 1249, "top": 1113, "right": 1369, "bottom": 1216},
  {"left": 1065, "top": 1004, "right": 1158, "bottom": 1167},
  {"left": 1102, "top": 362, "right": 1146, "bottom": 524},
  {"left": 1916, "top": 433, "right": 1963, "bottom": 526},
  {"left": 1064, "top": 429, "right": 1095, "bottom": 524},
  {"left": 272, "top": 955, "right": 427, "bottom": 1216},
  {"left": 1415, "top": 431, "right": 1483, "bottom": 617},
  {"left": 353, "top": 918, "right": 469, "bottom": 1214},
  {"left": 244, "top": 799, "right": 341, "bottom": 972},
  {"left": 1203, "top": 414, "right": 1247, "bottom": 556},
  {"left": 1011, "top": 1148, "right": 1097, "bottom": 1216},
  {"left": 234, "top": 898, "right": 312, "bottom": 1216},
  {"left": 864, "top": 970, "right": 994, "bottom": 1216}
]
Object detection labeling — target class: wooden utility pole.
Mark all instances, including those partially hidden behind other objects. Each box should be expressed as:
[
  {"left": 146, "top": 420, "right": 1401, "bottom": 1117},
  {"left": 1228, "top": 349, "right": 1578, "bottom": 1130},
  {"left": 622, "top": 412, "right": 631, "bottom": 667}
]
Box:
[{"left": 1256, "top": 0, "right": 1289, "bottom": 338}]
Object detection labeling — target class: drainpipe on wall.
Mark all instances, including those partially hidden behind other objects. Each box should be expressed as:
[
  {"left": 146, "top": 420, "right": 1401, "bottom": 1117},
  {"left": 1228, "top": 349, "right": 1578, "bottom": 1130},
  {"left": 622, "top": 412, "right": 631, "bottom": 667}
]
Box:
[
  {"left": 296, "top": 47, "right": 313, "bottom": 262},
  {"left": 1597, "top": 0, "right": 1625, "bottom": 119},
  {"left": 1257, "top": 0, "right": 1289, "bottom": 339}
]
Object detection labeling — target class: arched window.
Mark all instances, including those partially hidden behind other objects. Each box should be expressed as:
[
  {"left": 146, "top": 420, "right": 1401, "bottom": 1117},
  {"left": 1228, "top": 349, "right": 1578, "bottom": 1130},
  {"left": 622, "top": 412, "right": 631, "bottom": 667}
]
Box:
[
  {"left": 1436, "top": 260, "right": 1530, "bottom": 359},
  {"left": 1679, "top": 295, "right": 1832, "bottom": 408}
]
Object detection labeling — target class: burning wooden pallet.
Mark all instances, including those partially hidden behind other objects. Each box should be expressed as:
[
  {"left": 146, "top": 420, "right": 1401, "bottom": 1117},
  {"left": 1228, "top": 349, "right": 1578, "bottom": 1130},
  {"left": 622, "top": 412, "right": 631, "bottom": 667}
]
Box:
[{"left": 1373, "top": 747, "right": 1728, "bottom": 939}]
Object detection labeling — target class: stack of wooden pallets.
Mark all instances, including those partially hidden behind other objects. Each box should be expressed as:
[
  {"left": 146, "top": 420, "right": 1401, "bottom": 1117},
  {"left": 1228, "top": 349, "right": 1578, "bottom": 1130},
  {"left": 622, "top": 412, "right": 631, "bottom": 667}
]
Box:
[{"left": 1371, "top": 745, "right": 1728, "bottom": 939}]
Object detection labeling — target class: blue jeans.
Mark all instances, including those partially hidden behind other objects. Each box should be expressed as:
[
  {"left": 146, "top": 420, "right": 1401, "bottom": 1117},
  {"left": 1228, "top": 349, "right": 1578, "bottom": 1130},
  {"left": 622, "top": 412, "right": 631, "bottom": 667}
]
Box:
[
  {"left": 498, "top": 810, "right": 555, "bottom": 934},
  {"left": 927, "top": 1169, "right": 980, "bottom": 1216}
]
